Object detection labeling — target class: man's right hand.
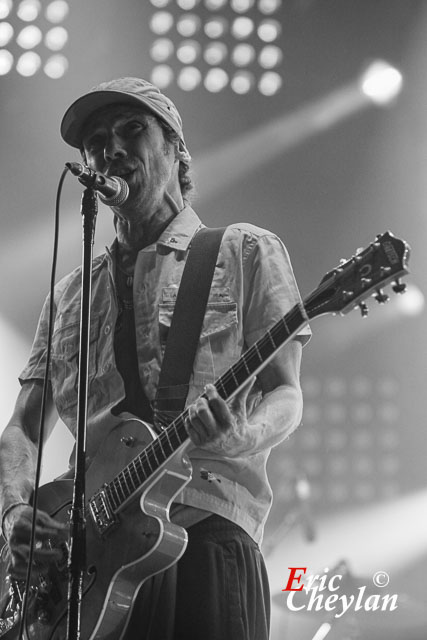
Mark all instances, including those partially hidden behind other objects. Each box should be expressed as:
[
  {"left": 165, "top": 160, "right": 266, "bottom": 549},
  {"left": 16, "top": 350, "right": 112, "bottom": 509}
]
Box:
[{"left": 3, "top": 503, "right": 68, "bottom": 579}]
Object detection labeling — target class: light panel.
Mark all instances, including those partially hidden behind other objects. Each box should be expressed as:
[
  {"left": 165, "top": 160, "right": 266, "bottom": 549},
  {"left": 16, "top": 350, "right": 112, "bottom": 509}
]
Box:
[
  {"left": 0, "top": 0, "right": 69, "bottom": 78},
  {"left": 149, "top": 0, "right": 284, "bottom": 94}
]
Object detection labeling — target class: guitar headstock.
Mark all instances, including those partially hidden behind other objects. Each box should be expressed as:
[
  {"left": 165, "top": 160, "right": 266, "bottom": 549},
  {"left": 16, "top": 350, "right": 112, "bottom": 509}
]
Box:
[{"left": 305, "top": 231, "right": 410, "bottom": 319}]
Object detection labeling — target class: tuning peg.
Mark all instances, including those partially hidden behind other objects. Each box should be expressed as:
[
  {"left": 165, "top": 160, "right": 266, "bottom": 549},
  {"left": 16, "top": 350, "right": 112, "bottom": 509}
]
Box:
[
  {"left": 342, "top": 290, "right": 354, "bottom": 301},
  {"left": 392, "top": 279, "right": 406, "bottom": 294},
  {"left": 374, "top": 289, "right": 390, "bottom": 304},
  {"left": 359, "top": 302, "right": 369, "bottom": 317},
  {"left": 380, "top": 266, "right": 392, "bottom": 276}
]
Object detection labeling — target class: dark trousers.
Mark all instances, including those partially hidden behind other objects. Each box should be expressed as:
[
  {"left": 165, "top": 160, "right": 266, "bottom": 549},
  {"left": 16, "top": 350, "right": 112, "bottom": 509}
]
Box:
[{"left": 124, "top": 515, "right": 271, "bottom": 640}]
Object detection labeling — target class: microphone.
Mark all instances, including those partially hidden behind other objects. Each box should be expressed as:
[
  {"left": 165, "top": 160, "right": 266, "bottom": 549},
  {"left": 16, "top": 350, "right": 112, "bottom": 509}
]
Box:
[{"left": 66, "top": 161, "right": 129, "bottom": 207}]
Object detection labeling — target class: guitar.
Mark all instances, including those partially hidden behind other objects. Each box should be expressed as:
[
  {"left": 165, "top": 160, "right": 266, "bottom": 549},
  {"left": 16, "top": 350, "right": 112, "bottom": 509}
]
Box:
[{"left": 0, "top": 231, "right": 410, "bottom": 640}]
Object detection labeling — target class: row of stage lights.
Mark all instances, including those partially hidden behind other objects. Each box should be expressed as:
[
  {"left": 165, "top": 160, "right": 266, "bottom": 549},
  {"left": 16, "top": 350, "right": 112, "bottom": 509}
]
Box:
[
  {"left": 149, "top": 0, "right": 284, "bottom": 95},
  {"left": 0, "top": 0, "right": 69, "bottom": 78},
  {"left": 151, "top": 0, "right": 282, "bottom": 13},
  {"left": 285, "top": 374, "right": 401, "bottom": 504}
]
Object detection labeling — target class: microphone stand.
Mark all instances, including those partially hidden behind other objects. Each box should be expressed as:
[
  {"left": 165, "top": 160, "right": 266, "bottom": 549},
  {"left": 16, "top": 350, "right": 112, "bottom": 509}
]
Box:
[{"left": 66, "top": 186, "right": 98, "bottom": 640}]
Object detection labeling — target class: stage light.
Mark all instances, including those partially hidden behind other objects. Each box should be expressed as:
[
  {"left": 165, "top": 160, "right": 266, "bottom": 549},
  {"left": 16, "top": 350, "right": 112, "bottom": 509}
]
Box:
[
  {"left": 150, "top": 37, "right": 174, "bottom": 62},
  {"left": 17, "top": 0, "right": 41, "bottom": 22},
  {"left": 44, "top": 52, "right": 67, "bottom": 78},
  {"left": 325, "top": 403, "right": 346, "bottom": 424},
  {"left": 231, "top": 16, "right": 254, "bottom": 39},
  {"left": 150, "top": 11, "right": 174, "bottom": 35},
  {"left": 258, "top": 0, "right": 282, "bottom": 14},
  {"left": 258, "top": 44, "right": 282, "bottom": 69},
  {"left": 151, "top": 63, "right": 174, "bottom": 88},
  {"left": 16, "top": 50, "right": 41, "bottom": 75},
  {"left": 350, "top": 403, "right": 374, "bottom": 423},
  {"left": 177, "top": 0, "right": 200, "bottom": 9},
  {"left": 0, "top": 0, "right": 12, "bottom": 20},
  {"left": 352, "top": 429, "right": 374, "bottom": 449},
  {"left": 258, "top": 18, "right": 281, "bottom": 42},
  {"left": 204, "top": 67, "right": 228, "bottom": 92},
  {"left": 231, "top": 0, "right": 255, "bottom": 12},
  {"left": 377, "top": 402, "right": 399, "bottom": 423},
  {"left": 204, "top": 17, "right": 228, "bottom": 38},
  {"left": 150, "top": 0, "right": 171, "bottom": 7},
  {"left": 16, "top": 25, "right": 42, "bottom": 49},
  {"left": 394, "top": 283, "right": 425, "bottom": 316},
  {"left": 0, "top": 48, "right": 13, "bottom": 74},
  {"left": 350, "top": 375, "right": 371, "bottom": 397},
  {"left": 44, "top": 26, "right": 68, "bottom": 51},
  {"left": 177, "top": 14, "right": 201, "bottom": 37},
  {"left": 258, "top": 71, "right": 282, "bottom": 95},
  {"left": 354, "top": 456, "right": 374, "bottom": 475},
  {"left": 204, "top": 41, "right": 227, "bottom": 65},
  {"left": 231, "top": 42, "right": 255, "bottom": 66},
  {"left": 205, "top": 0, "right": 228, "bottom": 10},
  {"left": 378, "top": 429, "right": 399, "bottom": 449},
  {"left": 176, "top": 39, "right": 200, "bottom": 64},
  {"left": 359, "top": 59, "right": 403, "bottom": 105},
  {"left": 45, "top": 0, "right": 69, "bottom": 23},
  {"left": 377, "top": 376, "right": 399, "bottom": 397},
  {"left": 326, "top": 429, "right": 348, "bottom": 450},
  {"left": 230, "top": 70, "right": 254, "bottom": 94},
  {"left": 380, "top": 455, "right": 400, "bottom": 475},
  {"left": 324, "top": 377, "right": 346, "bottom": 397},
  {"left": 329, "top": 456, "right": 347, "bottom": 475},
  {"left": 177, "top": 65, "right": 201, "bottom": 90},
  {"left": 0, "top": 21, "right": 13, "bottom": 46}
]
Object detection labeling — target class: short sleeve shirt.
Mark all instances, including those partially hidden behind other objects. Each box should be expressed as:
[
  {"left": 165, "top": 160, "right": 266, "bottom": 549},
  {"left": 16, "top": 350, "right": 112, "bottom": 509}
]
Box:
[{"left": 20, "top": 206, "right": 310, "bottom": 543}]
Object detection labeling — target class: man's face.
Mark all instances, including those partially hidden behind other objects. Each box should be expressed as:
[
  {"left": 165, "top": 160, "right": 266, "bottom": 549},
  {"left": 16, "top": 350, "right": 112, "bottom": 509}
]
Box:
[{"left": 81, "top": 103, "right": 178, "bottom": 211}]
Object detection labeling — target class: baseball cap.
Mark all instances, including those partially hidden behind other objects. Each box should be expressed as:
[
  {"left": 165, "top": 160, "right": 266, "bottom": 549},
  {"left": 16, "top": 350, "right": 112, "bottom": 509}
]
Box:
[{"left": 60, "top": 77, "right": 188, "bottom": 151}]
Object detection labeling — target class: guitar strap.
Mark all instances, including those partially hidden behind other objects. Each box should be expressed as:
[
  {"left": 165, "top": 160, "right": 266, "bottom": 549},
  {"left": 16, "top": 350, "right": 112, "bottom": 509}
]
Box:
[{"left": 153, "top": 226, "right": 227, "bottom": 431}]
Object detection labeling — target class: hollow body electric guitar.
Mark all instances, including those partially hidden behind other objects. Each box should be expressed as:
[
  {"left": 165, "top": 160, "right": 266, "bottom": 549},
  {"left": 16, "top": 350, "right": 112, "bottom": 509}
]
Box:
[{"left": 0, "top": 232, "right": 410, "bottom": 640}]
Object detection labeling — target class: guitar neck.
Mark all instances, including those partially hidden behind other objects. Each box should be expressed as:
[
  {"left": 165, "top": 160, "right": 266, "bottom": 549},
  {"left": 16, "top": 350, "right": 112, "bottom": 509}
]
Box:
[{"left": 101, "top": 302, "right": 309, "bottom": 512}]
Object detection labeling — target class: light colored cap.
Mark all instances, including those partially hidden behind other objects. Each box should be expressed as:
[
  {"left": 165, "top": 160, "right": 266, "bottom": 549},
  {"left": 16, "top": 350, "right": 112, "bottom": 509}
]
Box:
[{"left": 60, "top": 77, "right": 189, "bottom": 156}]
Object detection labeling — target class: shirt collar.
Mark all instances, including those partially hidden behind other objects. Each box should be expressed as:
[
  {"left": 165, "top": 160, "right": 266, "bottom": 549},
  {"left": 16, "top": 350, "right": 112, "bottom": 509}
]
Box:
[
  {"left": 156, "top": 205, "right": 203, "bottom": 251},
  {"left": 105, "top": 205, "right": 203, "bottom": 261}
]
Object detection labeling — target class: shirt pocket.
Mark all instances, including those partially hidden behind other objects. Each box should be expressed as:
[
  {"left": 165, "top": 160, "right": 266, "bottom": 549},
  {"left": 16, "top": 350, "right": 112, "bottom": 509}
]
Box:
[
  {"left": 51, "top": 315, "right": 99, "bottom": 412},
  {"left": 158, "top": 288, "right": 239, "bottom": 386}
]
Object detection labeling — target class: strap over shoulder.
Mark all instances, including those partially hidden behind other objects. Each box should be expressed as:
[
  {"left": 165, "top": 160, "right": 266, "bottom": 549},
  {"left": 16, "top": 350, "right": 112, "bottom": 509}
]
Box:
[{"left": 153, "top": 227, "right": 227, "bottom": 429}]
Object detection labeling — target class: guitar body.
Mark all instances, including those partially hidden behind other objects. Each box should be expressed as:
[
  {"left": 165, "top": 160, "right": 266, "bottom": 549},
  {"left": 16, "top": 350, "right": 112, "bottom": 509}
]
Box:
[{"left": 0, "top": 418, "right": 192, "bottom": 640}]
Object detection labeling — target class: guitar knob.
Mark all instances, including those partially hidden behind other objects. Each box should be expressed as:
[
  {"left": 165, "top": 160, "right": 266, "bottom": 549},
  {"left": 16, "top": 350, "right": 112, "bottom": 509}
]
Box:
[
  {"left": 120, "top": 435, "right": 135, "bottom": 447},
  {"left": 374, "top": 289, "right": 389, "bottom": 304},
  {"left": 392, "top": 279, "right": 406, "bottom": 294},
  {"left": 359, "top": 302, "right": 369, "bottom": 317}
]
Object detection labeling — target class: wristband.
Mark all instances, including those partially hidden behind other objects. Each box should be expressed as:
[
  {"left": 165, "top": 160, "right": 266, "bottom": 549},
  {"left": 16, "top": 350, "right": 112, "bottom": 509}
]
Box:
[{"left": 1, "top": 501, "right": 29, "bottom": 540}]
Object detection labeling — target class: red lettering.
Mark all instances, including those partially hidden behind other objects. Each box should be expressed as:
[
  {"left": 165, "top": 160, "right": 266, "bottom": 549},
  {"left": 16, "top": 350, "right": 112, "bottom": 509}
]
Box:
[{"left": 282, "top": 567, "right": 307, "bottom": 591}]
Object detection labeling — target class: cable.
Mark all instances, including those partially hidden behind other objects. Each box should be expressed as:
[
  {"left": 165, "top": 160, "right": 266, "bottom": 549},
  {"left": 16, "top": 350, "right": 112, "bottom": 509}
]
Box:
[{"left": 17, "top": 165, "right": 70, "bottom": 640}]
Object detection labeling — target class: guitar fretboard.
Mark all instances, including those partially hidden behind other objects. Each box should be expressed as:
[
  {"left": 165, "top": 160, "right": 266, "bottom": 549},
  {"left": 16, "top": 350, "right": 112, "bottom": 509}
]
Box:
[{"left": 100, "top": 302, "right": 308, "bottom": 512}]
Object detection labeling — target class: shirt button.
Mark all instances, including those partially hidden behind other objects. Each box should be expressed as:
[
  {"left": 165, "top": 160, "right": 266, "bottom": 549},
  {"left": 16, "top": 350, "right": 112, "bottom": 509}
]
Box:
[{"left": 104, "top": 325, "right": 111, "bottom": 334}]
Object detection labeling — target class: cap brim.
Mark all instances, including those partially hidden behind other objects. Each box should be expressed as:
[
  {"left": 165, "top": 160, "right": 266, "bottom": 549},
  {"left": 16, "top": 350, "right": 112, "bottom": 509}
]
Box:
[{"left": 61, "top": 90, "right": 178, "bottom": 148}]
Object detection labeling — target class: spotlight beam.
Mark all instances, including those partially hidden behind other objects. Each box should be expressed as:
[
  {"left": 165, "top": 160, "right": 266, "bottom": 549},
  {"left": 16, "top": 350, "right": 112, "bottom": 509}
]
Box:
[{"left": 195, "top": 61, "right": 403, "bottom": 203}]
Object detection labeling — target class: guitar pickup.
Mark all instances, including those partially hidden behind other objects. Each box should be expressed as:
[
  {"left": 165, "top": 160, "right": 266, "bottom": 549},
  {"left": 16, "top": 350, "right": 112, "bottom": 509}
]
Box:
[{"left": 89, "top": 488, "right": 117, "bottom": 535}]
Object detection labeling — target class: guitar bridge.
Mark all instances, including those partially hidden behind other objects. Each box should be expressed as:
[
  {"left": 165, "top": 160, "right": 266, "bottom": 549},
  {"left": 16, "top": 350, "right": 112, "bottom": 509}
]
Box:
[{"left": 89, "top": 487, "right": 117, "bottom": 535}]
